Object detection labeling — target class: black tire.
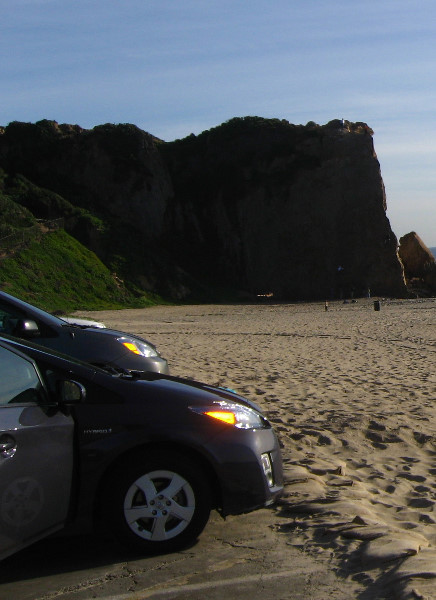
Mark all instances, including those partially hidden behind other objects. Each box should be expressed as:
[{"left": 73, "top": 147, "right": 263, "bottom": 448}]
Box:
[{"left": 101, "top": 452, "right": 212, "bottom": 553}]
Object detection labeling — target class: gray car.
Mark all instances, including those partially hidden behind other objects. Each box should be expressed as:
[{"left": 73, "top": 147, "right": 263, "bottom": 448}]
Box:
[
  {"left": 0, "top": 336, "right": 283, "bottom": 559},
  {"left": 0, "top": 290, "right": 169, "bottom": 375}
]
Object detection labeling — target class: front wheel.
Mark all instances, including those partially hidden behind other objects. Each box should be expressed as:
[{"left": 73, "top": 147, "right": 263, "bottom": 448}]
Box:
[{"left": 101, "top": 453, "right": 212, "bottom": 553}]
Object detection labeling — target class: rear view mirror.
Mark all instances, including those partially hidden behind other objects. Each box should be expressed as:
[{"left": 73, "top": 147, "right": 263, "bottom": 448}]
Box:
[{"left": 58, "top": 380, "right": 86, "bottom": 404}]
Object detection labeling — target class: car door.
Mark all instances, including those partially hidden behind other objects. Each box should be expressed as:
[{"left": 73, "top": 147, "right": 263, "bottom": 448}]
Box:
[{"left": 0, "top": 344, "right": 75, "bottom": 560}]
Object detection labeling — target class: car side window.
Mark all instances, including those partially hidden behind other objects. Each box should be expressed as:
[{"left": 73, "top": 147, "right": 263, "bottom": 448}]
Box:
[
  {"left": 0, "top": 346, "right": 46, "bottom": 406},
  {"left": 0, "top": 301, "right": 26, "bottom": 334}
]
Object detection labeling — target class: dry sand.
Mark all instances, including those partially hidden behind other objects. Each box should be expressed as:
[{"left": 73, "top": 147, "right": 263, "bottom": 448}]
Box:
[{"left": 76, "top": 297, "right": 436, "bottom": 600}]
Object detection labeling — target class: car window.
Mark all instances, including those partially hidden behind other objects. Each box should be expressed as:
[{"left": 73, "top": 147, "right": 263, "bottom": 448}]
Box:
[
  {"left": 0, "top": 346, "right": 46, "bottom": 406},
  {"left": 0, "top": 299, "right": 58, "bottom": 338},
  {"left": 0, "top": 302, "right": 26, "bottom": 334},
  {"left": 0, "top": 292, "right": 66, "bottom": 328}
]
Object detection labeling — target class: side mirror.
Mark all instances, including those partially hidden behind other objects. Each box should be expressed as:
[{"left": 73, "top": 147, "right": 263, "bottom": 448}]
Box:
[
  {"left": 58, "top": 380, "right": 86, "bottom": 404},
  {"left": 15, "top": 319, "right": 40, "bottom": 338}
]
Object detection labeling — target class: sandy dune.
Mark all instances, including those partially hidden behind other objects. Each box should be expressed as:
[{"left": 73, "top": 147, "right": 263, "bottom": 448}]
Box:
[{"left": 76, "top": 298, "right": 436, "bottom": 599}]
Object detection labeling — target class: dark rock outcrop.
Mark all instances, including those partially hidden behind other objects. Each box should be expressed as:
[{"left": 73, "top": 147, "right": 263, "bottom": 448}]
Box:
[
  {"left": 162, "top": 118, "right": 406, "bottom": 299},
  {"left": 0, "top": 121, "right": 170, "bottom": 239},
  {"left": 0, "top": 117, "right": 407, "bottom": 301},
  {"left": 0, "top": 120, "right": 175, "bottom": 294},
  {"left": 399, "top": 232, "right": 436, "bottom": 295}
]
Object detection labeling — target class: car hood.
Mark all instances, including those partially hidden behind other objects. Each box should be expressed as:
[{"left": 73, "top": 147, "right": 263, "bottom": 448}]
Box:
[
  {"left": 61, "top": 317, "right": 106, "bottom": 328},
  {"left": 65, "top": 325, "right": 159, "bottom": 350},
  {"left": 123, "top": 371, "right": 263, "bottom": 413}
]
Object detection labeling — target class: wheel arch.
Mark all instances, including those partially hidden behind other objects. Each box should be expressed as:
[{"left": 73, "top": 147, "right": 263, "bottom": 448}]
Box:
[{"left": 93, "top": 441, "right": 222, "bottom": 525}]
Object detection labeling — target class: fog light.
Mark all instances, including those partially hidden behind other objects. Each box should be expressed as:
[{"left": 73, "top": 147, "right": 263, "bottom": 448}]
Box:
[{"left": 261, "top": 453, "right": 274, "bottom": 487}]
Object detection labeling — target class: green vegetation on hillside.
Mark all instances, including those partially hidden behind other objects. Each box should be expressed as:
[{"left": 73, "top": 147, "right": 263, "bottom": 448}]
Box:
[
  {"left": 0, "top": 170, "right": 38, "bottom": 236},
  {"left": 0, "top": 195, "right": 36, "bottom": 237},
  {"left": 0, "top": 229, "right": 164, "bottom": 312},
  {"left": 0, "top": 165, "right": 167, "bottom": 311},
  {"left": 3, "top": 171, "right": 105, "bottom": 231}
]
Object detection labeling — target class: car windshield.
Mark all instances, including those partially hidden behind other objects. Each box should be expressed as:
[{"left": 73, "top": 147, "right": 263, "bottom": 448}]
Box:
[{"left": 0, "top": 334, "right": 112, "bottom": 376}]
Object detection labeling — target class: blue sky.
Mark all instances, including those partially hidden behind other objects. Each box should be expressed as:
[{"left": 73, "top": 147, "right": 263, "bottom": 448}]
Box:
[{"left": 1, "top": 0, "right": 435, "bottom": 246}]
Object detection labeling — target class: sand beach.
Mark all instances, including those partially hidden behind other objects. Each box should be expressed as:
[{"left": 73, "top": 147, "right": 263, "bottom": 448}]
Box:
[{"left": 75, "top": 297, "right": 436, "bottom": 599}]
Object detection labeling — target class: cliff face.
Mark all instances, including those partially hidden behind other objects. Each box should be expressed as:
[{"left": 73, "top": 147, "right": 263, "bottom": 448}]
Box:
[
  {"left": 0, "top": 117, "right": 407, "bottom": 301},
  {"left": 162, "top": 118, "right": 406, "bottom": 299}
]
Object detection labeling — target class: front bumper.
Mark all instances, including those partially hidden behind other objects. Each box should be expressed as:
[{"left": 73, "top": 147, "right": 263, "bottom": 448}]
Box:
[
  {"left": 205, "top": 425, "right": 284, "bottom": 516},
  {"left": 113, "top": 354, "right": 170, "bottom": 375},
  {"left": 145, "top": 356, "right": 170, "bottom": 375}
]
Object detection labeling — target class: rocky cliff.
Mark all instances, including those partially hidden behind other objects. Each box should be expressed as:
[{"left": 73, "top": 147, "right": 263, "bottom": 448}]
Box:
[
  {"left": 399, "top": 232, "right": 436, "bottom": 295},
  {"left": 162, "top": 117, "right": 406, "bottom": 299},
  {"left": 0, "top": 117, "right": 407, "bottom": 301}
]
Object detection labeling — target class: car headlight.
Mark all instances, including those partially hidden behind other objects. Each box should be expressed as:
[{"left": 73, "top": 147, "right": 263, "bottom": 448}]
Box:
[
  {"left": 190, "top": 401, "right": 269, "bottom": 430},
  {"left": 117, "top": 337, "right": 158, "bottom": 358}
]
